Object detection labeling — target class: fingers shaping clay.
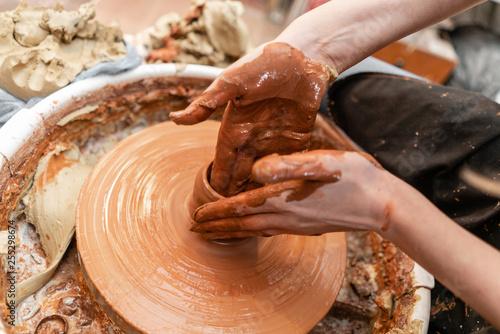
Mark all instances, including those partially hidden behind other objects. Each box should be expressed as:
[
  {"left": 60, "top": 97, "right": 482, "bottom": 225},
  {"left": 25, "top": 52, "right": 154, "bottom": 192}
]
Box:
[{"left": 76, "top": 120, "right": 346, "bottom": 333}]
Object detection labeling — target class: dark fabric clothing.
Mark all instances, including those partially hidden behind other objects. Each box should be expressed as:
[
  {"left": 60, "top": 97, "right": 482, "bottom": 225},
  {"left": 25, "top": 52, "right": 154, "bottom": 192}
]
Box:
[{"left": 324, "top": 73, "right": 500, "bottom": 334}]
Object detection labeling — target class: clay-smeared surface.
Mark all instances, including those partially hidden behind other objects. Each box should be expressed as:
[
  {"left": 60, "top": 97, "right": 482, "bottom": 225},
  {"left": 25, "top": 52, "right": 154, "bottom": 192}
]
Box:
[
  {"left": 76, "top": 120, "right": 346, "bottom": 333},
  {"left": 16, "top": 242, "right": 123, "bottom": 333},
  {"left": 209, "top": 42, "right": 330, "bottom": 196},
  {"left": 170, "top": 42, "right": 334, "bottom": 197}
]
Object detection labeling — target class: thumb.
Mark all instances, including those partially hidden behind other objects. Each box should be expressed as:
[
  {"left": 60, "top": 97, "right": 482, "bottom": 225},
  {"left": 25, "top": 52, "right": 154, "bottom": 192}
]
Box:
[
  {"left": 169, "top": 77, "right": 238, "bottom": 125},
  {"left": 252, "top": 150, "right": 345, "bottom": 184}
]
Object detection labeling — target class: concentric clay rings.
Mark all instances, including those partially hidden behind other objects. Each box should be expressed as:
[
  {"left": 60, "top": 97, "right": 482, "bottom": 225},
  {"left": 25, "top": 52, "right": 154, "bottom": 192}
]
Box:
[{"left": 76, "top": 120, "right": 346, "bottom": 333}]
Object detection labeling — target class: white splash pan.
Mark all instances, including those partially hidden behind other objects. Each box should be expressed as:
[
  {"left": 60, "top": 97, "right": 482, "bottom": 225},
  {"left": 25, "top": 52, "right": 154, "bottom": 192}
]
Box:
[{"left": 0, "top": 63, "right": 434, "bottom": 333}]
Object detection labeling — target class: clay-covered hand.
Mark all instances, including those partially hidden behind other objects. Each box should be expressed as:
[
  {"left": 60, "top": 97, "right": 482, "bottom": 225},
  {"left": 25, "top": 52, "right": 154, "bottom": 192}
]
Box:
[
  {"left": 190, "top": 150, "right": 395, "bottom": 239},
  {"left": 169, "top": 42, "right": 337, "bottom": 196}
]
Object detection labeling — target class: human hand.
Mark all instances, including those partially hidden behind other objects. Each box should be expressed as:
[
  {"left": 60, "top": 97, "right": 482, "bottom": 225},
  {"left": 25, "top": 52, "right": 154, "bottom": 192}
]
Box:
[
  {"left": 190, "top": 150, "right": 395, "bottom": 239},
  {"left": 169, "top": 42, "right": 337, "bottom": 196}
]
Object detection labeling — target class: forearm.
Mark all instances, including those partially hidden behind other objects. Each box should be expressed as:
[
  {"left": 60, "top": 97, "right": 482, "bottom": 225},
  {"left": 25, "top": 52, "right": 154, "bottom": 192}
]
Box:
[
  {"left": 381, "top": 177, "right": 500, "bottom": 329},
  {"left": 275, "top": 0, "right": 486, "bottom": 73}
]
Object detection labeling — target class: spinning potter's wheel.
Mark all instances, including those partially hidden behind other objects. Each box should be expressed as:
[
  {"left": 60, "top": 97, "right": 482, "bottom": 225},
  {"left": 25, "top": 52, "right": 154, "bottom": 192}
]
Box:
[{"left": 76, "top": 120, "right": 347, "bottom": 333}]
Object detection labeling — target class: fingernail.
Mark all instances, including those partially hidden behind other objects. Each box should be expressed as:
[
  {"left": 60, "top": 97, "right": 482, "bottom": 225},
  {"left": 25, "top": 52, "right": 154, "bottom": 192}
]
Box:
[
  {"left": 193, "top": 208, "right": 206, "bottom": 223},
  {"left": 169, "top": 110, "right": 181, "bottom": 116}
]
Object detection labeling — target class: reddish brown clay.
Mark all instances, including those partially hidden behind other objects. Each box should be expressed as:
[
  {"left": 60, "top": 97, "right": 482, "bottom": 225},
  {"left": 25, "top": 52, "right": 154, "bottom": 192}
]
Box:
[{"left": 76, "top": 121, "right": 346, "bottom": 333}]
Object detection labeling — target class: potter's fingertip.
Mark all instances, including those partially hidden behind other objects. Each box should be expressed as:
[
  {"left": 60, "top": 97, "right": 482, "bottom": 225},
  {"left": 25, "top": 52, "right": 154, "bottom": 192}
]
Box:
[
  {"left": 252, "top": 162, "right": 280, "bottom": 184},
  {"left": 169, "top": 112, "right": 188, "bottom": 125},
  {"left": 194, "top": 201, "right": 216, "bottom": 221},
  {"left": 169, "top": 108, "right": 199, "bottom": 125},
  {"left": 252, "top": 159, "right": 272, "bottom": 182},
  {"left": 168, "top": 112, "right": 181, "bottom": 123},
  {"left": 189, "top": 221, "right": 198, "bottom": 231},
  {"left": 168, "top": 109, "right": 182, "bottom": 117},
  {"left": 193, "top": 208, "right": 207, "bottom": 223}
]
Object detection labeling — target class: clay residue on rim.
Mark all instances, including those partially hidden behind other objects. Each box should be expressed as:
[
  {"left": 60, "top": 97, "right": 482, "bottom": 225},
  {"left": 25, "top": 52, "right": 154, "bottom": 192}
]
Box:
[
  {"left": 15, "top": 242, "right": 123, "bottom": 333},
  {"left": 36, "top": 152, "right": 79, "bottom": 187},
  {"left": 313, "top": 231, "right": 419, "bottom": 333},
  {"left": 371, "top": 233, "right": 419, "bottom": 333},
  {"left": 0, "top": 75, "right": 217, "bottom": 230}
]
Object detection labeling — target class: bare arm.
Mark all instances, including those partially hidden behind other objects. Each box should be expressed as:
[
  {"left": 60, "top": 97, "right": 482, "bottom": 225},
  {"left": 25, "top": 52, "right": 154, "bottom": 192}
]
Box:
[
  {"left": 192, "top": 151, "right": 500, "bottom": 329},
  {"left": 383, "top": 178, "right": 500, "bottom": 330},
  {"left": 276, "top": 0, "right": 487, "bottom": 72}
]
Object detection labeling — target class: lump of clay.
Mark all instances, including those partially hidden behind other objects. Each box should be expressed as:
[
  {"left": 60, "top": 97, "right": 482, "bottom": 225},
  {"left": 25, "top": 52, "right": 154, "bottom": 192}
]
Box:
[
  {"left": 0, "top": 1, "right": 127, "bottom": 101},
  {"left": 11, "top": 5, "right": 49, "bottom": 47},
  {"left": 146, "top": 0, "right": 249, "bottom": 67},
  {"left": 203, "top": 0, "right": 248, "bottom": 58}
]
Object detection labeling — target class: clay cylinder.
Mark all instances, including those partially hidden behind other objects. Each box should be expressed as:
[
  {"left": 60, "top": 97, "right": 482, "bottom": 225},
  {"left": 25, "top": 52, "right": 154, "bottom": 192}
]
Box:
[
  {"left": 189, "top": 162, "right": 223, "bottom": 216},
  {"left": 189, "top": 162, "right": 248, "bottom": 245}
]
